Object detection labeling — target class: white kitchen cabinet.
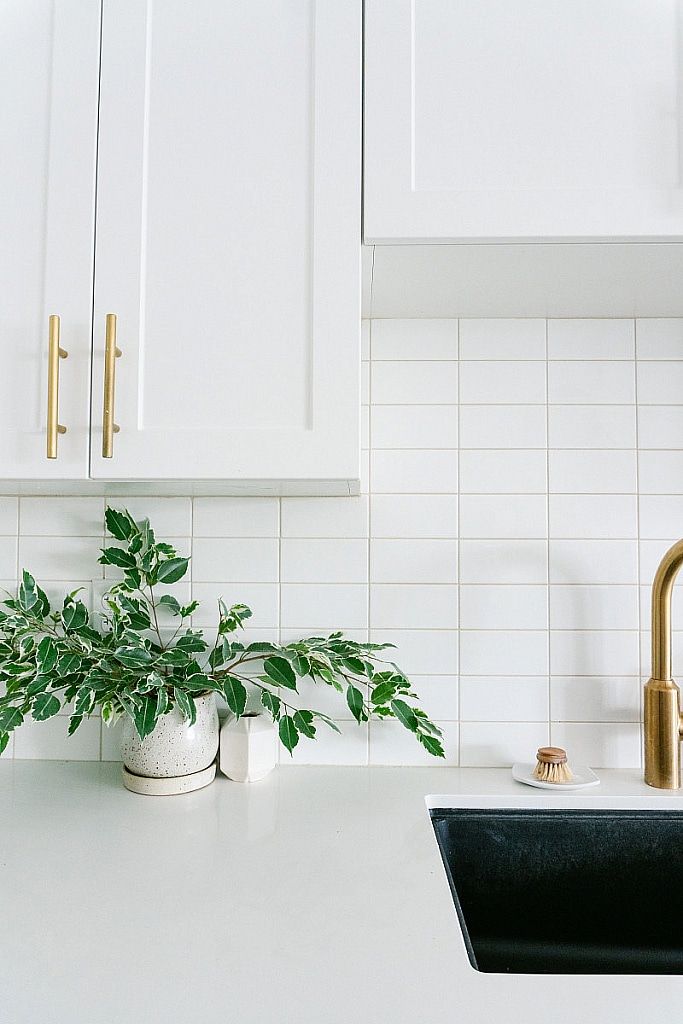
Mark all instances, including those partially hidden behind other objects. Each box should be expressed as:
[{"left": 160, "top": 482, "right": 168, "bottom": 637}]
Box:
[
  {"left": 0, "top": 0, "right": 99, "bottom": 478},
  {"left": 364, "top": 0, "right": 683, "bottom": 243},
  {"left": 92, "top": 0, "right": 361, "bottom": 490}
]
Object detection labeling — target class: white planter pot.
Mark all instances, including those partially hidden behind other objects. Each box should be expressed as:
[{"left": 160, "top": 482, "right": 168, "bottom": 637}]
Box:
[
  {"left": 219, "top": 713, "right": 277, "bottom": 783},
  {"left": 120, "top": 692, "right": 219, "bottom": 779}
]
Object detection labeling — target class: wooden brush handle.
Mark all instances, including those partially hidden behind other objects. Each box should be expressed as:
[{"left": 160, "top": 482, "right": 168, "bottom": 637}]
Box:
[{"left": 536, "top": 746, "right": 568, "bottom": 765}]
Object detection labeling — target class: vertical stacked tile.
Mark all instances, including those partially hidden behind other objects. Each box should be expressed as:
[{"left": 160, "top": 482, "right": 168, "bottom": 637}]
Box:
[
  {"left": 369, "top": 319, "right": 459, "bottom": 764},
  {"left": 280, "top": 492, "right": 370, "bottom": 764},
  {"left": 192, "top": 496, "right": 280, "bottom": 736},
  {"left": 548, "top": 320, "right": 641, "bottom": 768},
  {"left": 458, "top": 320, "right": 550, "bottom": 765},
  {"left": 277, "top": 324, "right": 370, "bottom": 764},
  {"left": 637, "top": 320, "right": 683, "bottom": 723}
]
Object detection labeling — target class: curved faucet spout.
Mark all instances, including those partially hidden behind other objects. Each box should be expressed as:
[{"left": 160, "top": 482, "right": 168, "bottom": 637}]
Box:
[
  {"left": 651, "top": 538, "right": 683, "bottom": 682},
  {"left": 645, "top": 538, "right": 683, "bottom": 789}
]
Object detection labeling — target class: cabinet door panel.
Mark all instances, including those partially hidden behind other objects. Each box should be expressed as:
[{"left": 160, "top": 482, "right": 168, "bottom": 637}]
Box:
[
  {"left": 0, "top": 0, "right": 99, "bottom": 478},
  {"left": 365, "top": 0, "right": 683, "bottom": 242},
  {"left": 93, "top": 0, "right": 360, "bottom": 486}
]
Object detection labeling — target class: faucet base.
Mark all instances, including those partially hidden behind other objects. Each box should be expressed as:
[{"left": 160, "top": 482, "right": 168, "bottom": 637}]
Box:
[{"left": 644, "top": 678, "right": 681, "bottom": 790}]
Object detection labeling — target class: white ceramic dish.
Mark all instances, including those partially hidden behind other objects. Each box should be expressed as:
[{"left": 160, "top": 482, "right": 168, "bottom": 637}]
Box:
[
  {"left": 511, "top": 763, "right": 600, "bottom": 791},
  {"left": 122, "top": 761, "right": 216, "bottom": 795}
]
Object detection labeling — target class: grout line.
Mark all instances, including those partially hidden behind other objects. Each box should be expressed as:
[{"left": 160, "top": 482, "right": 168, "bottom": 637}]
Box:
[
  {"left": 544, "top": 317, "right": 552, "bottom": 746},
  {"left": 456, "top": 317, "right": 462, "bottom": 765},
  {"left": 633, "top": 317, "right": 644, "bottom": 770},
  {"left": 366, "top": 319, "right": 373, "bottom": 766}
]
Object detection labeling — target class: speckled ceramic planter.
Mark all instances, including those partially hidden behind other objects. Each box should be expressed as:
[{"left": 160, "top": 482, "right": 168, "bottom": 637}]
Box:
[{"left": 120, "top": 693, "right": 219, "bottom": 779}]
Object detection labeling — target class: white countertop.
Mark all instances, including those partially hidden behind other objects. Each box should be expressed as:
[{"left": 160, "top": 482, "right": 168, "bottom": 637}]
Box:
[{"left": 2, "top": 762, "right": 683, "bottom": 1024}]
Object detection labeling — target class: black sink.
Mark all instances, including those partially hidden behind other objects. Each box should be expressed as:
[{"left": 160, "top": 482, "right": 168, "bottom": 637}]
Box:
[{"left": 430, "top": 808, "right": 683, "bottom": 975}]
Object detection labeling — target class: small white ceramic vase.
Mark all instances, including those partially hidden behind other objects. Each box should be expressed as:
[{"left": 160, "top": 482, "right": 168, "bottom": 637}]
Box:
[
  {"left": 120, "top": 692, "right": 219, "bottom": 779},
  {"left": 219, "top": 712, "right": 278, "bottom": 783}
]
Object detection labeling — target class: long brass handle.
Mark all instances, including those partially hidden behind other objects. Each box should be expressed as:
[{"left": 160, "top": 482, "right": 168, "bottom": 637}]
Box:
[
  {"left": 46, "top": 315, "right": 68, "bottom": 459},
  {"left": 102, "top": 313, "right": 121, "bottom": 458}
]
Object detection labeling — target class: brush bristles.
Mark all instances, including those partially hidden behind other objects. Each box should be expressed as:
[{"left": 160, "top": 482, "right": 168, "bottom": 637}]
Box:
[{"left": 532, "top": 760, "right": 573, "bottom": 784}]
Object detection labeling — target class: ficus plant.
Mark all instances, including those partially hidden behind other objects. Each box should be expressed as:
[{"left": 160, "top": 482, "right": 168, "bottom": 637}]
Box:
[{"left": 0, "top": 508, "right": 444, "bottom": 759}]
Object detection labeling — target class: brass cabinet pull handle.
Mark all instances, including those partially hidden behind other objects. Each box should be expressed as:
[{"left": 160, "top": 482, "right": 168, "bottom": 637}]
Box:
[
  {"left": 102, "top": 313, "right": 121, "bottom": 458},
  {"left": 46, "top": 314, "right": 68, "bottom": 459}
]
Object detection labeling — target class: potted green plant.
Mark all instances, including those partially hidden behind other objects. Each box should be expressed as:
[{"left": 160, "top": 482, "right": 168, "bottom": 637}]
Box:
[{"left": 0, "top": 508, "right": 444, "bottom": 792}]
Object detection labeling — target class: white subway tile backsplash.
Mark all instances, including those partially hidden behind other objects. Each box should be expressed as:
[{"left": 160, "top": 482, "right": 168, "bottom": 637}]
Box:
[
  {"left": 192, "top": 538, "right": 279, "bottom": 582},
  {"left": 0, "top": 538, "right": 17, "bottom": 579},
  {"left": 639, "top": 496, "right": 683, "bottom": 539},
  {"left": 549, "top": 540, "right": 638, "bottom": 585},
  {"left": 371, "top": 450, "right": 458, "bottom": 493},
  {"left": 637, "top": 407, "right": 683, "bottom": 449},
  {"left": 4, "top": 316, "right": 682, "bottom": 769},
  {"left": 18, "top": 537, "right": 102, "bottom": 581},
  {"left": 549, "top": 631, "right": 639, "bottom": 677},
  {"left": 370, "top": 584, "right": 458, "bottom": 629},
  {"left": 193, "top": 497, "right": 279, "bottom": 537},
  {"left": 460, "top": 405, "right": 546, "bottom": 449},
  {"left": 548, "top": 450, "right": 637, "bottom": 494},
  {"left": 548, "top": 319, "right": 634, "bottom": 360},
  {"left": 460, "top": 585, "right": 547, "bottom": 630},
  {"left": 460, "top": 494, "right": 547, "bottom": 539},
  {"left": 550, "top": 677, "right": 640, "bottom": 723},
  {"left": 639, "top": 539, "right": 679, "bottom": 582},
  {"left": 549, "top": 494, "right": 637, "bottom": 539},
  {"left": 460, "top": 540, "right": 548, "bottom": 584},
  {"left": 0, "top": 498, "right": 18, "bottom": 535},
  {"left": 637, "top": 362, "right": 683, "bottom": 405},
  {"left": 281, "top": 584, "right": 368, "bottom": 630},
  {"left": 548, "top": 405, "right": 636, "bottom": 448},
  {"left": 280, "top": 497, "right": 368, "bottom": 538},
  {"left": 636, "top": 319, "right": 683, "bottom": 359},
  {"left": 289, "top": 722, "right": 369, "bottom": 766},
  {"left": 460, "top": 361, "right": 546, "bottom": 404},
  {"left": 21, "top": 497, "right": 104, "bottom": 537},
  {"left": 549, "top": 586, "right": 639, "bottom": 631},
  {"left": 281, "top": 539, "right": 367, "bottom": 584},
  {"left": 460, "top": 722, "right": 549, "bottom": 767},
  {"left": 550, "top": 722, "right": 641, "bottom": 769},
  {"left": 370, "top": 494, "right": 458, "bottom": 538},
  {"left": 370, "top": 539, "right": 458, "bottom": 583},
  {"left": 371, "top": 405, "right": 458, "bottom": 449},
  {"left": 369, "top": 720, "right": 459, "bottom": 765},
  {"left": 408, "top": 676, "right": 458, "bottom": 720},
  {"left": 549, "top": 361, "right": 635, "bottom": 404},
  {"left": 14, "top": 715, "right": 101, "bottom": 760},
  {"left": 460, "top": 630, "right": 548, "bottom": 676},
  {"left": 460, "top": 677, "right": 549, "bottom": 722},
  {"left": 369, "top": 629, "right": 458, "bottom": 676},
  {"left": 371, "top": 319, "right": 458, "bottom": 361},
  {"left": 460, "top": 450, "right": 546, "bottom": 494},
  {"left": 638, "top": 451, "right": 683, "bottom": 494},
  {"left": 459, "top": 319, "right": 546, "bottom": 360},
  {"left": 191, "top": 582, "right": 279, "bottom": 628},
  {"left": 372, "top": 361, "right": 458, "bottom": 404}
]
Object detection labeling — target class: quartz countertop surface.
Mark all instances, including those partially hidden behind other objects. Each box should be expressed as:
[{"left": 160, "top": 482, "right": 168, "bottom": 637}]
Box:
[{"left": 2, "top": 762, "right": 683, "bottom": 1024}]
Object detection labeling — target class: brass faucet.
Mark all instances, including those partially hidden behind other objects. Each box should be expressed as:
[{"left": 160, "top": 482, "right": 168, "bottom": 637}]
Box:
[{"left": 644, "top": 539, "right": 683, "bottom": 789}]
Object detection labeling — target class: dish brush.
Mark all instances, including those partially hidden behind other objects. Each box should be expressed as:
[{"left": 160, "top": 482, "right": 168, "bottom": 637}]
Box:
[{"left": 532, "top": 746, "right": 573, "bottom": 784}]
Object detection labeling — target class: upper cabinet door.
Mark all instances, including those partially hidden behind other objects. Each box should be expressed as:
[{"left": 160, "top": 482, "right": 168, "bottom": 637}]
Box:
[
  {"left": 92, "top": 0, "right": 361, "bottom": 489},
  {"left": 364, "top": 0, "right": 683, "bottom": 243},
  {"left": 0, "top": 0, "right": 99, "bottom": 478}
]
